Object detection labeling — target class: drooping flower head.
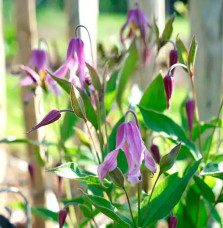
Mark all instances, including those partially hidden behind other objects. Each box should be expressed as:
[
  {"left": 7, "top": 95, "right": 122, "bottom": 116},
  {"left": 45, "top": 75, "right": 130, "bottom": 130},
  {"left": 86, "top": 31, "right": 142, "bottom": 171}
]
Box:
[
  {"left": 150, "top": 144, "right": 161, "bottom": 164},
  {"left": 169, "top": 48, "right": 178, "bottom": 73},
  {"left": 168, "top": 215, "right": 178, "bottom": 228},
  {"left": 98, "top": 119, "right": 156, "bottom": 185},
  {"left": 58, "top": 209, "right": 68, "bottom": 228},
  {"left": 18, "top": 48, "right": 61, "bottom": 99},
  {"left": 54, "top": 38, "right": 86, "bottom": 90},
  {"left": 163, "top": 73, "right": 174, "bottom": 110},
  {"left": 185, "top": 99, "right": 195, "bottom": 139}
]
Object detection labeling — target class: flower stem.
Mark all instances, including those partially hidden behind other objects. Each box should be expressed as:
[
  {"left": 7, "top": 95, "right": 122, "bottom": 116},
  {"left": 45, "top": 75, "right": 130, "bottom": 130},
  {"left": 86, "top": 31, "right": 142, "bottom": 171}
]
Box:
[
  {"left": 84, "top": 119, "right": 101, "bottom": 164},
  {"left": 190, "top": 76, "right": 202, "bottom": 153},
  {"left": 204, "top": 98, "right": 223, "bottom": 163},
  {"left": 123, "top": 187, "right": 136, "bottom": 228},
  {"left": 142, "top": 172, "right": 161, "bottom": 225},
  {"left": 137, "top": 183, "right": 141, "bottom": 227}
]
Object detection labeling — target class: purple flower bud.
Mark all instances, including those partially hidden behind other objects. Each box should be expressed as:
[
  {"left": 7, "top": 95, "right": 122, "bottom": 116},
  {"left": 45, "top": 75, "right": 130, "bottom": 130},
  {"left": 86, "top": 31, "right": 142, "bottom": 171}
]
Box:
[
  {"left": 58, "top": 210, "right": 68, "bottom": 228},
  {"left": 185, "top": 99, "right": 195, "bottom": 139},
  {"left": 163, "top": 74, "right": 174, "bottom": 110},
  {"left": 26, "top": 110, "right": 61, "bottom": 134},
  {"left": 150, "top": 144, "right": 161, "bottom": 164},
  {"left": 169, "top": 49, "right": 178, "bottom": 70},
  {"left": 28, "top": 162, "right": 35, "bottom": 183},
  {"left": 168, "top": 215, "right": 178, "bottom": 228}
]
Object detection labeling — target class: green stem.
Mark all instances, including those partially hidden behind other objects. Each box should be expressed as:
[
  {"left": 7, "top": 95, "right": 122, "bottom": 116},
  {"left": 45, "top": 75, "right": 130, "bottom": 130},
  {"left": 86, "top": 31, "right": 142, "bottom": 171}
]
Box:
[
  {"left": 195, "top": 195, "right": 202, "bottom": 228},
  {"left": 142, "top": 172, "right": 161, "bottom": 226},
  {"left": 190, "top": 76, "right": 202, "bottom": 153},
  {"left": 138, "top": 183, "right": 141, "bottom": 227},
  {"left": 123, "top": 187, "right": 136, "bottom": 228},
  {"left": 204, "top": 98, "right": 223, "bottom": 163}
]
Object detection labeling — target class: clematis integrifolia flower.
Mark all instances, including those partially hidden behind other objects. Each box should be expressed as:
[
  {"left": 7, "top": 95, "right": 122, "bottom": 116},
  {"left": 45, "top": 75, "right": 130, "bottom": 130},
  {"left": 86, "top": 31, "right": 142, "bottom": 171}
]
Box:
[
  {"left": 54, "top": 38, "right": 86, "bottom": 90},
  {"left": 163, "top": 74, "right": 174, "bottom": 110},
  {"left": 185, "top": 99, "right": 195, "bottom": 139},
  {"left": 98, "top": 111, "right": 156, "bottom": 185},
  {"left": 168, "top": 215, "right": 178, "bottom": 228}
]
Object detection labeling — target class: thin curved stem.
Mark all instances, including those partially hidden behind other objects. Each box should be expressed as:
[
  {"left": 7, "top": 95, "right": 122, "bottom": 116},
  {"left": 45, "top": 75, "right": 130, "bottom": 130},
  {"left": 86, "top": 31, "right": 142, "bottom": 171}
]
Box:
[
  {"left": 125, "top": 109, "right": 139, "bottom": 128},
  {"left": 167, "top": 63, "right": 188, "bottom": 76},
  {"left": 204, "top": 98, "right": 223, "bottom": 163},
  {"left": 59, "top": 109, "right": 74, "bottom": 113},
  {"left": 123, "top": 187, "right": 136, "bottom": 228},
  {"left": 75, "top": 25, "right": 95, "bottom": 67}
]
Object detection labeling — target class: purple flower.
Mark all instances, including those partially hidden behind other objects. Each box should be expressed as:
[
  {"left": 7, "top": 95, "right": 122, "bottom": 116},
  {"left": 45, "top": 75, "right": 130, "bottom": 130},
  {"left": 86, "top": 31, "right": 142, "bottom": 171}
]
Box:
[
  {"left": 58, "top": 210, "right": 68, "bottom": 228},
  {"left": 98, "top": 121, "right": 156, "bottom": 185},
  {"left": 26, "top": 110, "right": 61, "bottom": 134},
  {"left": 169, "top": 49, "right": 178, "bottom": 73},
  {"left": 163, "top": 74, "right": 174, "bottom": 110},
  {"left": 168, "top": 215, "right": 178, "bottom": 228},
  {"left": 54, "top": 38, "right": 86, "bottom": 90},
  {"left": 120, "top": 7, "right": 150, "bottom": 46},
  {"left": 150, "top": 144, "right": 161, "bottom": 164},
  {"left": 185, "top": 99, "right": 195, "bottom": 139},
  {"left": 28, "top": 162, "right": 35, "bottom": 183},
  {"left": 19, "top": 49, "right": 61, "bottom": 96}
]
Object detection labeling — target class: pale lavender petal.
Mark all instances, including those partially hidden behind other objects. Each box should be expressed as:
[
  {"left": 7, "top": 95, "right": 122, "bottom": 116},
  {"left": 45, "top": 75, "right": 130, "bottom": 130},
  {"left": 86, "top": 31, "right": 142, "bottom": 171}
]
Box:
[
  {"left": 97, "top": 149, "right": 119, "bottom": 185},
  {"left": 46, "top": 75, "right": 61, "bottom": 96},
  {"left": 19, "top": 76, "right": 35, "bottom": 86},
  {"left": 20, "top": 65, "right": 39, "bottom": 82},
  {"left": 54, "top": 63, "right": 69, "bottom": 78},
  {"left": 116, "top": 122, "right": 126, "bottom": 148},
  {"left": 144, "top": 147, "right": 157, "bottom": 173},
  {"left": 127, "top": 166, "right": 142, "bottom": 183},
  {"left": 24, "top": 92, "right": 35, "bottom": 102},
  {"left": 66, "top": 38, "right": 75, "bottom": 60},
  {"left": 31, "top": 49, "right": 47, "bottom": 70}
]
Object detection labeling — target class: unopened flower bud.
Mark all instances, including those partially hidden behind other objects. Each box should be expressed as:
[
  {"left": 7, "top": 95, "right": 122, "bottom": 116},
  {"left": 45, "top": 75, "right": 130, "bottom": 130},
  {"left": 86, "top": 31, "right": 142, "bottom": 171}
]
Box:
[
  {"left": 109, "top": 168, "right": 125, "bottom": 188},
  {"left": 163, "top": 74, "right": 174, "bottom": 109},
  {"left": 28, "top": 162, "right": 35, "bottom": 183},
  {"left": 26, "top": 110, "right": 61, "bottom": 134},
  {"left": 58, "top": 209, "right": 68, "bottom": 228},
  {"left": 168, "top": 215, "right": 178, "bottom": 228},
  {"left": 185, "top": 99, "right": 195, "bottom": 138},
  {"left": 169, "top": 49, "right": 178, "bottom": 70},
  {"left": 150, "top": 144, "right": 161, "bottom": 164}
]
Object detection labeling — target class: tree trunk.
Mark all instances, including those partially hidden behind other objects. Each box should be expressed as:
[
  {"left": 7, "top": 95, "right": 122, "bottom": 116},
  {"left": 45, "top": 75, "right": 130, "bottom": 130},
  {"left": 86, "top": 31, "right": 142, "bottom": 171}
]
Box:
[
  {"left": 14, "top": 1, "right": 45, "bottom": 227},
  {"left": 190, "top": 0, "right": 223, "bottom": 121}
]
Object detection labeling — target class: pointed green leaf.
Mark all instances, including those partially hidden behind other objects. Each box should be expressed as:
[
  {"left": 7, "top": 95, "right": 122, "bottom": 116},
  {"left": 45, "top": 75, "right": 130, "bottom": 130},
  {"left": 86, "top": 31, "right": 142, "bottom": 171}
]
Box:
[
  {"left": 176, "top": 35, "right": 188, "bottom": 67},
  {"left": 161, "top": 14, "right": 176, "bottom": 42},
  {"left": 188, "top": 36, "right": 198, "bottom": 77},
  {"left": 200, "top": 162, "right": 223, "bottom": 180}
]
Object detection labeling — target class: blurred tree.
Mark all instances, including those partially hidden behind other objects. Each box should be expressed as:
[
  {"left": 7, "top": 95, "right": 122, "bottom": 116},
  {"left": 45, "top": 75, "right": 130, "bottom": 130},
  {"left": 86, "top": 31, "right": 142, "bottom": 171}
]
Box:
[
  {"left": 190, "top": 0, "right": 223, "bottom": 121},
  {"left": 14, "top": 0, "right": 46, "bottom": 227}
]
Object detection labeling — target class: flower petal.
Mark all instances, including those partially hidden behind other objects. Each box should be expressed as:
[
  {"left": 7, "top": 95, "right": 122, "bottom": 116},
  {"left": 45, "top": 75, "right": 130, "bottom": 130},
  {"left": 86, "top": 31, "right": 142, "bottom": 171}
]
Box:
[
  {"left": 144, "top": 147, "right": 157, "bottom": 173},
  {"left": 19, "top": 76, "right": 35, "bottom": 86},
  {"left": 20, "top": 65, "right": 39, "bottom": 82},
  {"left": 31, "top": 49, "right": 47, "bottom": 71}
]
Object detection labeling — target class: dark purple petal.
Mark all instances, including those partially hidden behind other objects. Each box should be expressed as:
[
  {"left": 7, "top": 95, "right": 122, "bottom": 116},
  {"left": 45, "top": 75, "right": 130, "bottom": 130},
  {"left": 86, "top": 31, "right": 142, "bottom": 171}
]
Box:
[
  {"left": 31, "top": 49, "right": 47, "bottom": 71},
  {"left": 150, "top": 144, "right": 161, "bottom": 164},
  {"left": 185, "top": 99, "right": 195, "bottom": 137},
  {"left": 26, "top": 110, "right": 61, "bottom": 134},
  {"left": 20, "top": 65, "right": 40, "bottom": 83},
  {"left": 58, "top": 210, "right": 68, "bottom": 228},
  {"left": 169, "top": 49, "right": 178, "bottom": 74},
  {"left": 97, "top": 149, "right": 119, "bottom": 185},
  {"left": 168, "top": 215, "right": 178, "bottom": 228},
  {"left": 163, "top": 74, "right": 174, "bottom": 109},
  {"left": 66, "top": 38, "right": 76, "bottom": 60}
]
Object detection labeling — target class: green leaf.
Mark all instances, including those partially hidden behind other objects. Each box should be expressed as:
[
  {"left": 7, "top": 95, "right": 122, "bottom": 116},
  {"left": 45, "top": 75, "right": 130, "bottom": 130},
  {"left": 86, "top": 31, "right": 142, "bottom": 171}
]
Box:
[
  {"left": 116, "top": 42, "right": 138, "bottom": 110},
  {"left": 139, "top": 106, "right": 200, "bottom": 159},
  {"left": 105, "top": 70, "right": 119, "bottom": 115},
  {"left": 70, "top": 85, "right": 86, "bottom": 119},
  {"left": 139, "top": 73, "right": 167, "bottom": 112},
  {"left": 188, "top": 36, "right": 198, "bottom": 77},
  {"left": 141, "top": 159, "right": 201, "bottom": 226},
  {"left": 153, "top": 18, "right": 160, "bottom": 49},
  {"left": 161, "top": 14, "right": 176, "bottom": 42},
  {"left": 47, "top": 162, "right": 113, "bottom": 192},
  {"left": 86, "top": 63, "right": 103, "bottom": 92},
  {"left": 200, "top": 162, "right": 223, "bottom": 180},
  {"left": 83, "top": 193, "right": 132, "bottom": 227},
  {"left": 193, "top": 176, "right": 215, "bottom": 202},
  {"left": 0, "top": 137, "right": 30, "bottom": 144},
  {"left": 73, "top": 127, "right": 90, "bottom": 148},
  {"left": 160, "top": 143, "right": 181, "bottom": 173},
  {"left": 176, "top": 35, "right": 188, "bottom": 67}
]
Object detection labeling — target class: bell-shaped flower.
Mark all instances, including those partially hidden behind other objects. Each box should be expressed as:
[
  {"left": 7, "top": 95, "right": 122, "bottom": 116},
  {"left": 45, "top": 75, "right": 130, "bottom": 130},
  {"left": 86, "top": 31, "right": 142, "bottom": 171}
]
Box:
[
  {"left": 26, "top": 110, "right": 61, "bottom": 134},
  {"left": 18, "top": 49, "right": 61, "bottom": 98},
  {"left": 163, "top": 74, "right": 174, "bottom": 110},
  {"left": 53, "top": 38, "right": 86, "bottom": 90},
  {"left": 98, "top": 121, "right": 156, "bottom": 185},
  {"left": 185, "top": 99, "right": 195, "bottom": 139},
  {"left": 58, "top": 209, "right": 68, "bottom": 228}
]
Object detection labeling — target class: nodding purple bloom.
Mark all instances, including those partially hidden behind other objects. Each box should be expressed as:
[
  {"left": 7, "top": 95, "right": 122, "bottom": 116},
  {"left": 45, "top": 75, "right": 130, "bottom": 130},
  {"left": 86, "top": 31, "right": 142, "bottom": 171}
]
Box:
[
  {"left": 26, "top": 110, "right": 61, "bottom": 134},
  {"left": 19, "top": 49, "right": 61, "bottom": 97},
  {"left": 98, "top": 121, "right": 156, "bottom": 185},
  {"left": 54, "top": 38, "right": 86, "bottom": 90},
  {"left": 169, "top": 49, "right": 178, "bottom": 73},
  {"left": 58, "top": 210, "right": 68, "bottom": 228},
  {"left": 168, "top": 215, "right": 178, "bottom": 228},
  {"left": 185, "top": 99, "right": 195, "bottom": 139},
  {"left": 150, "top": 144, "right": 161, "bottom": 164},
  {"left": 28, "top": 162, "right": 35, "bottom": 183},
  {"left": 163, "top": 74, "right": 174, "bottom": 110}
]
